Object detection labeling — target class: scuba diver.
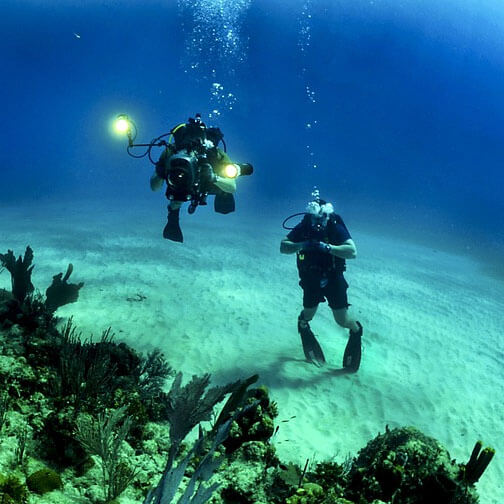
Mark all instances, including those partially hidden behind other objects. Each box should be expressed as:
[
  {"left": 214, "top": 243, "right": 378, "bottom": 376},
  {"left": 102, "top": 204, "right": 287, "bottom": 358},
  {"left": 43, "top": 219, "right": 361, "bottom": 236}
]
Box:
[
  {"left": 150, "top": 113, "right": 253, "bottom": 242},
  {"left": 280, "top": 189, "right": 363, "bottom": 371}
]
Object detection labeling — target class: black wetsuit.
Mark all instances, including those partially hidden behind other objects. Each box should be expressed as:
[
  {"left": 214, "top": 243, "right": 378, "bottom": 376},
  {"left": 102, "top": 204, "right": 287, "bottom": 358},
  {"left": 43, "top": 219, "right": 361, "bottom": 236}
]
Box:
[{"left": 287, "top": 214, "right": 352, "bottom": 309}]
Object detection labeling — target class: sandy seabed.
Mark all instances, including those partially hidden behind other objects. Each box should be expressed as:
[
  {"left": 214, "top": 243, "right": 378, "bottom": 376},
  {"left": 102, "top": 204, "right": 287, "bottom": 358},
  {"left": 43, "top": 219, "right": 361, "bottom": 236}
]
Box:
[{"left": 1, "top": 199, "right": 503, "bottom": 504}]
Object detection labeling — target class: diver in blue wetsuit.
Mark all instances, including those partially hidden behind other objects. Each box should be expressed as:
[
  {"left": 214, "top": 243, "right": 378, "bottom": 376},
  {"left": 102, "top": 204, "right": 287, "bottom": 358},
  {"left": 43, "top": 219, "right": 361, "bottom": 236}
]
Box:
[{"left": 280, "top": 190, "right": 363, "bottom": 371}]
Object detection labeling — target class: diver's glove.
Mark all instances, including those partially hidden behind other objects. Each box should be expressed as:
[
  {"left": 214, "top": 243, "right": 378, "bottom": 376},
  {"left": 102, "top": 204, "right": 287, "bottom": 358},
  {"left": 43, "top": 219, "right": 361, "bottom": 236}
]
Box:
[
  {"left": 199, "top": 162, "right": 218, "bottom": 183},
  {"left": 155, "top": 161, "right": 167, "bottom": 179},
  {"left": 301, "top": 241, "right": 332, "bottom": 253},
  {"left": 155, "top": 145, "right": 176, "bottom": 179}
]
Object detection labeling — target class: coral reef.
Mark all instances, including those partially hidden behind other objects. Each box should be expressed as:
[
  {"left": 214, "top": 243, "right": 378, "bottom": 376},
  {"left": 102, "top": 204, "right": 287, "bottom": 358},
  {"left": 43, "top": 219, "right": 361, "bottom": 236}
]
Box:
[
  {"left": 272, "top": 423, "right": 494, "bottom": 504},
  {"left": 0, "top": 246, "right": 495, "bottom": 504},
  {"left": 0, "top": 474, "right": 28, "bottom": 503},
  {"left": 143, "top": 372, "right": 264, "bottom": 504},
  {"left": 344, "top": 426, "right": 481, "bottom": 504},
  {"left": 285, "top": 482, "right": 324, "bottom": 504},
  {"left": 222, "top": 385, "right": 277, "bottom": 454},
  {"left": 0, "top": 247, "right": 83, "bottom": 331}
]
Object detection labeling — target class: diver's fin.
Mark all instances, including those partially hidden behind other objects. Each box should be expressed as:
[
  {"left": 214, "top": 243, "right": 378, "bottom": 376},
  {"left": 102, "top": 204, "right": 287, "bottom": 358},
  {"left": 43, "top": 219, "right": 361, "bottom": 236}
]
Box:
[
  {"left": 163, "top": 208, "right": 183, "bottom": 242},
  {"left": 343, "top": 321, "right": 362, "bottom": 372},
  {"left": 298, "top": 315, "right": 326, "bottom": 366},
  {"left": 300, "top": 328, "right": 326, "bottom": 366},
  {"left": 214, "top": 191, "right": 235, "bottom": 214}
]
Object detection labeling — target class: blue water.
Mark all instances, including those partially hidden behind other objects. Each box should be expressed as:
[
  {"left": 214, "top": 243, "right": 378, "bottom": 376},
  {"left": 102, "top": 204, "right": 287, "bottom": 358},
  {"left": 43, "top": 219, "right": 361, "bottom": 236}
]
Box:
[
  {"left": 1, "top": 0, "right": 503, "bottom": 269},
  {"left": 2, "top": 3, "right": 504, "bottom": 502}
]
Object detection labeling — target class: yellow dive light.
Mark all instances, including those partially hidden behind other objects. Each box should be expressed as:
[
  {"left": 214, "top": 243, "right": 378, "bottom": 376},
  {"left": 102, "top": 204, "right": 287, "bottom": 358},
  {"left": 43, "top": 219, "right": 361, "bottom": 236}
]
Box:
[
  {"left": 224, "top": 163, "right": 239, "bottom": 178},
  {"left": 114, "top": 114, "right": 131, "bottom": 134}
]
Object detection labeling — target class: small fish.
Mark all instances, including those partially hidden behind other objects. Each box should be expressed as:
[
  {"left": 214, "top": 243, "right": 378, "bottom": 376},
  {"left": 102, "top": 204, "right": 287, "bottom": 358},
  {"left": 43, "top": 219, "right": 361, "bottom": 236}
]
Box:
[
  {"left": 73, "top": 33, "right": 81, "bottom": 39},
  {"left": 280, "top": 415, "right": 297, "bottom": 422}
]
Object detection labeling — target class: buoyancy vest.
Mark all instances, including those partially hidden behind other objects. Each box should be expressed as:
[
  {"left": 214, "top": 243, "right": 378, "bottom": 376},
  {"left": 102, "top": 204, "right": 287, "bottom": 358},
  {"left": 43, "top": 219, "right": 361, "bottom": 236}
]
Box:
[{"left": 295, "top": 215, "right": 348, "bottom": 276}]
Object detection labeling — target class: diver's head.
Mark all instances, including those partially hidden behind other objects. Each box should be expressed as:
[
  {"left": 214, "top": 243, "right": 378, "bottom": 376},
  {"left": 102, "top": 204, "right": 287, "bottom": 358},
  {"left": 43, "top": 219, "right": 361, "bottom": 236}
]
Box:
[
  {"left": 188, "top": 113, "right": 206, "bottom": 128},
  {"left": 306, "top": 198, "right": 334, "bottom": 229}
]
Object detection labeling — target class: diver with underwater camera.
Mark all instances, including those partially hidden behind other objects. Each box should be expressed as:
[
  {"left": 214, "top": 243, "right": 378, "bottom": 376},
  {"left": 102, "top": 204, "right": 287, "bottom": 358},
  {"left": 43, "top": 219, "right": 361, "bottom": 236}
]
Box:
[{"left": 115, "top": 112, "right": 253, "bottom": 242}]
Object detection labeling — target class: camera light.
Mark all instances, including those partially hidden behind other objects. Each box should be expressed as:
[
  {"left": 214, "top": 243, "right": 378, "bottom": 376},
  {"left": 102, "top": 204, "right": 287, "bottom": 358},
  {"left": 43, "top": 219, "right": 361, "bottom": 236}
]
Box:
[
  {"left": 114, "top": 114, "right": 130, "bottom": 134},
  {"left": 224, "top": 164, "right": 239, "bottom": 178}
]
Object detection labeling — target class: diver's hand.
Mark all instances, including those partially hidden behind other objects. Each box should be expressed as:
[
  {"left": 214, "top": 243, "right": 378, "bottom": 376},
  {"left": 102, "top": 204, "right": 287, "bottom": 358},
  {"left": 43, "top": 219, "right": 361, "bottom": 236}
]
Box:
[
  {"left": 199, "top": 163, "right": 217, "bottom": 183},
  {"left": 155, "top": 162, "right": 167, "bottom": 180},
  {"left": 302, "top": 240, "right": 331, "bottom": 253}
]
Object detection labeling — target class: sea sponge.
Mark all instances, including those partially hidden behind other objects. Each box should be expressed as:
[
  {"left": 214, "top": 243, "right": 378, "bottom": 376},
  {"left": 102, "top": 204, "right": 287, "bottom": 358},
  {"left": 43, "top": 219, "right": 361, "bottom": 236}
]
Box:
[
  {"left": 223, "top": 385, "right": 278, "bottom": 454},
  {"left": 26, "top": 468, "right": 63, "bottom": 495},
  {"left": 285, "top": 482, "right": 324, "bottom": 503}
]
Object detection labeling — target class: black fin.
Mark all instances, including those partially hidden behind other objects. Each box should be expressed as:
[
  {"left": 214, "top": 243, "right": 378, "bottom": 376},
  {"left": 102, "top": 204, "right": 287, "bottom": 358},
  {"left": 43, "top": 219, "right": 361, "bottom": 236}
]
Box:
[
  {"left": 214, "top": 191, "right": 235, "bottom": 214},
  {"left": 163, "top": 208, "right": 183, "bottom": 242},
  {"left": 343, "top": 321, "right": 362, "bottom": 372},
  {"left": 298, "top": 315, "right": 326, "bottom": 366}
]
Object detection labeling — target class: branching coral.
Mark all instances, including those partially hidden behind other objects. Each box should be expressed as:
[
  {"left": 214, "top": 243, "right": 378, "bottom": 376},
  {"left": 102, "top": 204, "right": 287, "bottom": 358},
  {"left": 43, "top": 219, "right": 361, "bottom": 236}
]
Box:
[
  {"left": 135, "top": 349, "right": 174, "bottom": 404},
  {"left": 45, "top": 263, "right": 84, "bottom": 313},
  {"left": 75, "top": 405, "right": 136, "bottom": 503},
  {"left": 0, "top": 247, "right": 34, "bottom": 304},
  {"left": 144, "top": 420, "right": 231, "bottom": 504},
  {"left": 162, "top": 372, "right": 240, "bottom": 467},
  {"left": 144, "top": 373, "right": 262, "bottom": 504},
  {"left": 58, "top": 321, "right": 118, "bottom": 414}
]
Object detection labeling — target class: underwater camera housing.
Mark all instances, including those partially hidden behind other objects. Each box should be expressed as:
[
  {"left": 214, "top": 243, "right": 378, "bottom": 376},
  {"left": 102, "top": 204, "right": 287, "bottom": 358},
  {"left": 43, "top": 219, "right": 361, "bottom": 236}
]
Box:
[
  {"left": 116, "top": 113, "right": 253, "bottom": 212},
  {"left": 167, "top": 155, "right": 253, "bottom": 197},
  {"left": 167, "top": 151, "right": 199, "bottom": 196}
]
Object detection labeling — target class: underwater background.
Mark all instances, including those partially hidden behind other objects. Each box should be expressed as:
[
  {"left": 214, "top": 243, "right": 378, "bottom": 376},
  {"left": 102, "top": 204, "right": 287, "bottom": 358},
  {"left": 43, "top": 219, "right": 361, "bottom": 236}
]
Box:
[
  {"left": 1, "top": 1, "right": 504, "bottom": 503},
  {"left": 2, "top": 0, "right": 504, "bottom": 273}
]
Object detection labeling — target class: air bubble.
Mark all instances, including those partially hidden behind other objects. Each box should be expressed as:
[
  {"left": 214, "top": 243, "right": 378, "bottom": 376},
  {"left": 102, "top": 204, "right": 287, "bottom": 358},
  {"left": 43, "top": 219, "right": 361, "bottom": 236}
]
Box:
[{"left": 179, "top": 0, "right": 251, "bottom": 76}]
